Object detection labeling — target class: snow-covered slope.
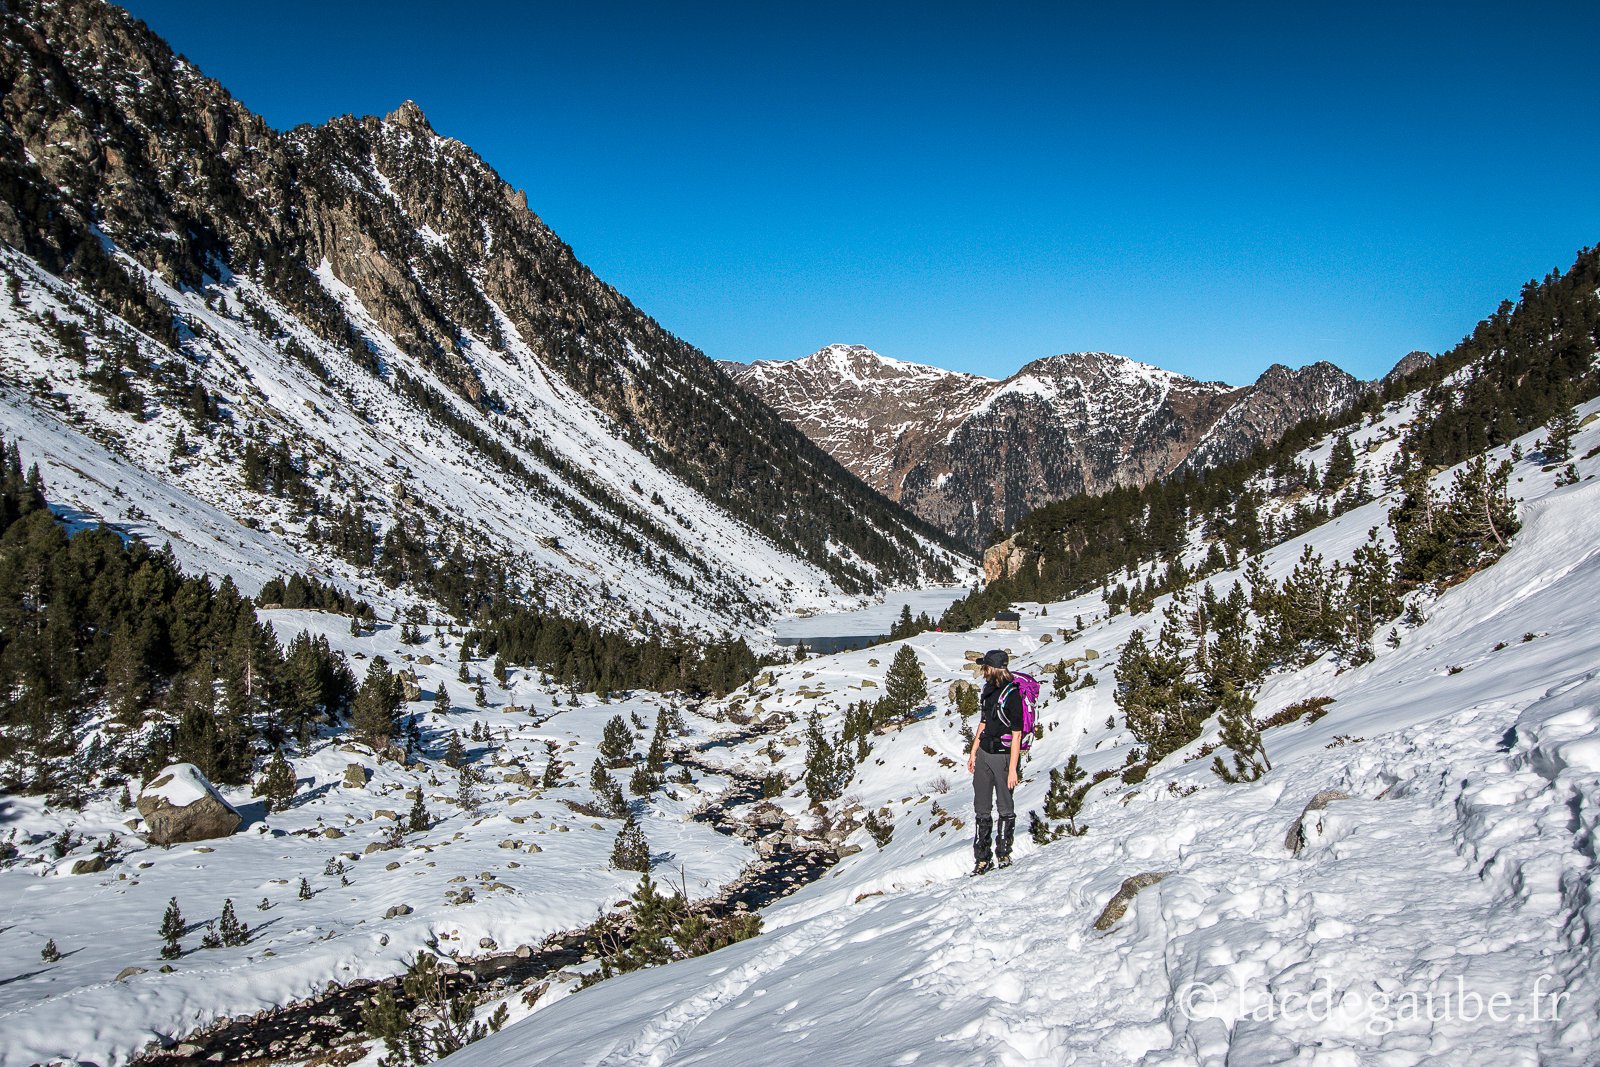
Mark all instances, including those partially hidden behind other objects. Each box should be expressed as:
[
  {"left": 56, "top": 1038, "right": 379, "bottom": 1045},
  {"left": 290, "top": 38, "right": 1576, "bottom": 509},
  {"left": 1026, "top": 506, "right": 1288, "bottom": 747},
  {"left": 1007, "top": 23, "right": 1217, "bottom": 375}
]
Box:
[
  {"left": 0, "top": 0, "right": 965, "bottom": 639},
  {"left": 0, "top": 615, "right": 755, "bottom": 1067},
  {"left": 452, "top": 397, "right": 1600, "bottom": 1065},
  {"left": 730, "top": 344, "right": 1364, "bottom": 546}
]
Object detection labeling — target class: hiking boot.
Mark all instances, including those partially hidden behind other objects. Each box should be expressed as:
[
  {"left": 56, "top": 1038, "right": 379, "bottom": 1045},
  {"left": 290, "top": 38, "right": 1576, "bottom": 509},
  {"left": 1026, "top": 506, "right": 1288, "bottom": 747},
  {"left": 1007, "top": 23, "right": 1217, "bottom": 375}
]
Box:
[
  {"left": 972, "top": 859, "right": 994, "bottom": 876},
  {"left": 973, "top": 817, "right": 994, "bottom": 867},
  {"left": 996, "top": 814, "right": 1016, "bottom": 866}
]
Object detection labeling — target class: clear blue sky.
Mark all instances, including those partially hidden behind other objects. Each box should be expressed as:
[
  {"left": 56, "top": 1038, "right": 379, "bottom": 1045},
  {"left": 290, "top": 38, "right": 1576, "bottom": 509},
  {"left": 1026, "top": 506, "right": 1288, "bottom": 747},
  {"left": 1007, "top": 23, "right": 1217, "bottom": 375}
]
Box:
[{"left": 121, "top": 1, "right": 1600, "bottom": 384}]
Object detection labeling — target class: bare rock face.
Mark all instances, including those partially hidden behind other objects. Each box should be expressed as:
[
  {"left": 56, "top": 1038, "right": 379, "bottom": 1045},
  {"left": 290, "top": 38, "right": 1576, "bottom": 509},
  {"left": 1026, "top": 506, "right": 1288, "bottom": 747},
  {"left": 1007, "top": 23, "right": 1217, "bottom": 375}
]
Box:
[
  {"left": 1092, "top": 871, "right": 1171, "bottom": 931},
  {"left": 983, "top": 535, "right": 1030, "bottom": 583},
  {"left": 731, "top": 346, "right": 1365, "bottom": 547},
  {"left": 136, "top": 764, "right": 242, "bottom": 846}
]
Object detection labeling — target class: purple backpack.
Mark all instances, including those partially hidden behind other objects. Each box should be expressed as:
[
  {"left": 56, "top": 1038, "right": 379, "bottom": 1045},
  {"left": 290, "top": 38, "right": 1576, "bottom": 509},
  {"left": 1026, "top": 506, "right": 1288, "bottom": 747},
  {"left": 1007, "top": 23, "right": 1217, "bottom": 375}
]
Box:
[{"left": 1000, "top": 672, "right": 1040, "bottom": 751}]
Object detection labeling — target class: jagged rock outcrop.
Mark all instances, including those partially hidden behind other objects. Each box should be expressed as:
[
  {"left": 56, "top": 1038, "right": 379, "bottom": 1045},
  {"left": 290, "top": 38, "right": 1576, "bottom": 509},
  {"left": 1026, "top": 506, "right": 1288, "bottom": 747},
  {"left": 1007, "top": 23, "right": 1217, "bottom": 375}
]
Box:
[{"left": 731, "top": 345, "right": 1366, "bottom": 547}]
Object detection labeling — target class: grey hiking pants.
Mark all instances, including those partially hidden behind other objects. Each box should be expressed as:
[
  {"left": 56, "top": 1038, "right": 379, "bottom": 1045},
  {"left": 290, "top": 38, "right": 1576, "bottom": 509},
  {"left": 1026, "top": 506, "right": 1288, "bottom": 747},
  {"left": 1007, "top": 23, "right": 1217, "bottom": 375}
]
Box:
[{"left": 972, "top": 747, "right": 1015, "bottom": 820}]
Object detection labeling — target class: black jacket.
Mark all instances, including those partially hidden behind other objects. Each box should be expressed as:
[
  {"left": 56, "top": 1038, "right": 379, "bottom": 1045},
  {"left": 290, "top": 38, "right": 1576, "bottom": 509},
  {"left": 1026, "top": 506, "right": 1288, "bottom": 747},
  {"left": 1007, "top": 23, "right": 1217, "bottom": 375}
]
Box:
[{"left": 978, "top": 680, "right": 1025, "bottom": 754}]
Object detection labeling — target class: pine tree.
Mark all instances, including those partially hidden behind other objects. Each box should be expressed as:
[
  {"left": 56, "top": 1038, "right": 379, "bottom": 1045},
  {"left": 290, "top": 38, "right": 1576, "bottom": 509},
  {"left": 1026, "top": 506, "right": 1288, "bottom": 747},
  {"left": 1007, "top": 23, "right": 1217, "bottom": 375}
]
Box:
[
  {"left": 1114, "top": 617, "right": 1201, "bottom": 762},
  {"left": 541, "top": 751, "right": 563, "bottom": 788},
  {"left": 105, "top": 623, "right": 150, "bottom": 727},
  {"left": 1043, "top": 754, "right": 1088, "bottom": 836},
  {"left": 159, "top": 897, "right": 184, "bottom": 959},
  {"left": 1544, "top": 386, "right": 1578, "bottom": 462},
  {"left": 218, "top": 898, "right": 249, "bottom": 946},
  {"left": 890, "top": 604, "right": 915, "bottom": 639},
  {"left": 456, "top": 764, "right": 483, "bottom": 817},
  {"left": 882, "top": 645, "right": 928, "bottom": 723},
  {"left": 1391, "top": 454, "right": 1519, "bottom": 587},
  {"left": 1338, "top": 529, "right": 1401, "bottom": 662},
  {"left": 351, "top": 656, "right": 402, "bottom": 750},
  {"left": 1211, "top": 686, "right": 1269, "bottom": 783},
  {"left": 257, "top": 749, "right": 296, "bottom": 812},
  {"left": 408, "top": 787, "right": 431, "bottom": 833},
  {"left": 803, "top": 711, "right": 846, "bottom": 806},
  {"left": 628, "top": 763, "right": 657, "bottom": 797},
  {"left": 444, "top": 731, "right": 467, "bottom": 769},
  {"left": 955, "top": 684, "right": 979, "bottom": 719},
  {"left": 646, "top": 710, "right": 670, "bottom": 773},
  {"left": 41, "top": 939, "right": 60, "bottom": 962},
  {"left": 611, "top": 813, "right": 650, "bottom": 872},
  {"left": 1324, "top": 433, "right": 1358, "bottom": 488},
  {"left": 599, "top": 714, "right": 633, "bottom": 766},
  {"left": 297, "top": 877, "right": 313, "bottom": 900}
]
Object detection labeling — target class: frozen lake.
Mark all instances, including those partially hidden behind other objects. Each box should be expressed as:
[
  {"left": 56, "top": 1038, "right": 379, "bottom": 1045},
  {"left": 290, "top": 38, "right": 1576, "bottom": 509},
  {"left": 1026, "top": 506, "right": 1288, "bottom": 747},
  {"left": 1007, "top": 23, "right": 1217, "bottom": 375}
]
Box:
[{"left": 773, "top": 585, "right": 974, "bottom": 642}]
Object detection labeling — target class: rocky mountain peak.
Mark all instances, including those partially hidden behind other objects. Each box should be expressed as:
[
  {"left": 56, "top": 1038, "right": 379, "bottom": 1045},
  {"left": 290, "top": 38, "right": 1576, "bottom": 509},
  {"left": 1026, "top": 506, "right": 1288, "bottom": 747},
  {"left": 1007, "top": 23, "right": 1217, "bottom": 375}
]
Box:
[
  {"left": 733, "top": 347, "right": 1368, "bottom": 546},
  {"left": 761, "top": 343, "right": 975, "bottom": 387},
  {"left": 383, "top": 99, "right": 434, "bottom": 132}
]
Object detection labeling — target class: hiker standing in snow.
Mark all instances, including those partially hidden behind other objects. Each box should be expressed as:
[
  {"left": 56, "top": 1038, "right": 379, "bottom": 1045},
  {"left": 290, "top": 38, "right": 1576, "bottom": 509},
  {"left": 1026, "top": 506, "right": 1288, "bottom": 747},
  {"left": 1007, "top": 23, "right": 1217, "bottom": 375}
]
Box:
[{"left": 967, "top": 649, "right": 1024, "bottom": 873}]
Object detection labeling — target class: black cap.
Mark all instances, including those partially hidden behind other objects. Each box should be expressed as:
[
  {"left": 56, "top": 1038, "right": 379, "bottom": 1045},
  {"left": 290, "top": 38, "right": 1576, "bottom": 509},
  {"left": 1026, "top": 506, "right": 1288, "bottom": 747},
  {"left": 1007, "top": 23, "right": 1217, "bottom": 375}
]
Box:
[{"left": 978, "top": 649, "right": 1009, "bottom": 668}]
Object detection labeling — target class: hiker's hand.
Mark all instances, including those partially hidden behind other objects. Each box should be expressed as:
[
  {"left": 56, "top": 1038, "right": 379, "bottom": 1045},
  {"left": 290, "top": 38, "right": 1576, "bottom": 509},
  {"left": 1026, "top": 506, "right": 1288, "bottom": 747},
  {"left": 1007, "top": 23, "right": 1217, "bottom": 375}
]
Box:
[
  {"left": 966, "top": 752, "right": 975, "bottom": 774},
  {"left": 1007, "top": 769, "right": 1019, "bottom": 790}
]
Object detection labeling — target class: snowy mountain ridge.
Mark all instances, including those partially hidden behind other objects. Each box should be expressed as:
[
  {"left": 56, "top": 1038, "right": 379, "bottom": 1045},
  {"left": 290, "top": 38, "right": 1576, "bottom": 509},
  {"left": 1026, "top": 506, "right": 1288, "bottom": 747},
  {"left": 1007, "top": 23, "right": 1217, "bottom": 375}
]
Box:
[{"left": 729, "top": 344, "right": 1367, "bottom": 546}]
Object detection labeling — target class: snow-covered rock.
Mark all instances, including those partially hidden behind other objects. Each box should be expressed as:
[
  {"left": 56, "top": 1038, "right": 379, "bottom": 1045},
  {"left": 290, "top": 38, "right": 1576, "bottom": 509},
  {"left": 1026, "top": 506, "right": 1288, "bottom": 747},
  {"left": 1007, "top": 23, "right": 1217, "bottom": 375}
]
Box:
[{"left": 136, "top": 764, "right": 242, "bottom": 845}]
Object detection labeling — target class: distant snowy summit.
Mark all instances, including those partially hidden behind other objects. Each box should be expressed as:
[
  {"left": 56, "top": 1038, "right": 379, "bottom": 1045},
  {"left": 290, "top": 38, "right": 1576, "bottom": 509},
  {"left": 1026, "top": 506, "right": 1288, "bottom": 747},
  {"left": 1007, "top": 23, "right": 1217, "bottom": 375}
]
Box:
[{"left": 728, "top": 344, "right": 1367, "bottom": 547}]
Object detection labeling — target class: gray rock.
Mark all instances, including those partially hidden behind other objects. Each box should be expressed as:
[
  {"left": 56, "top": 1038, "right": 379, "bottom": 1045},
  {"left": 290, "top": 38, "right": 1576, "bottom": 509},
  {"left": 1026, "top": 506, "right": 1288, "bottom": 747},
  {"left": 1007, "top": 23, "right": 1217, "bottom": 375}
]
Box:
[
  {"left": 343, "top": 763, "right": 370, "bottom": 789},
  {"left": 1092, "top": 871, "right": 1171, "bottom": 932},
  {"left": 114, "top": 965, "right": 147, "bottom": 981},
  {"left": 1285, "top": 789, "right": 1353, "bottom": 854},
  {"left": 383, "top": 904, "right": 413, "bottom": 919},
  {"left": 71, "top": 855, "right": 107, "bottom": 875},
  {"left": 136, "top": 764, "right": 241, "bottom": 846},
  {"left": 479, "top": 937, "right": 497, "bottom": 951}
]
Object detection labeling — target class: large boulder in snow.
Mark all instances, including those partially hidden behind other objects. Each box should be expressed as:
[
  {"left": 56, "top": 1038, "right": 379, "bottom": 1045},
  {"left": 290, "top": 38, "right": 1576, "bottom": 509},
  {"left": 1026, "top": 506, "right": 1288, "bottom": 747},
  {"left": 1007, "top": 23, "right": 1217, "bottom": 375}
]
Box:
[{"left": 136, "top": 764, "right": 241, "bottom": 845}]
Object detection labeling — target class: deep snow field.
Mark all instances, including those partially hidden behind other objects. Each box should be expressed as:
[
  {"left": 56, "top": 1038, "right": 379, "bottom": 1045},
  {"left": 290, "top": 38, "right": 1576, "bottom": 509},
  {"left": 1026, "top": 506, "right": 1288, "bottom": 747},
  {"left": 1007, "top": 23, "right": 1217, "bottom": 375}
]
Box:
[{"left": 451, "top": 402, "right": 1600, "bottom": 1065}]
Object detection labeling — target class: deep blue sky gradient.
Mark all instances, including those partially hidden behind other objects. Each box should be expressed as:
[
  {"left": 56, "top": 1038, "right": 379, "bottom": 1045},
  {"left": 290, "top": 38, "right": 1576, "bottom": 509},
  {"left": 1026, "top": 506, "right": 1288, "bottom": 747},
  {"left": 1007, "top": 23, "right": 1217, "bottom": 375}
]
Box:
[{"left": 120, "top": 1, "right": 1600, "bottom": 383}]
